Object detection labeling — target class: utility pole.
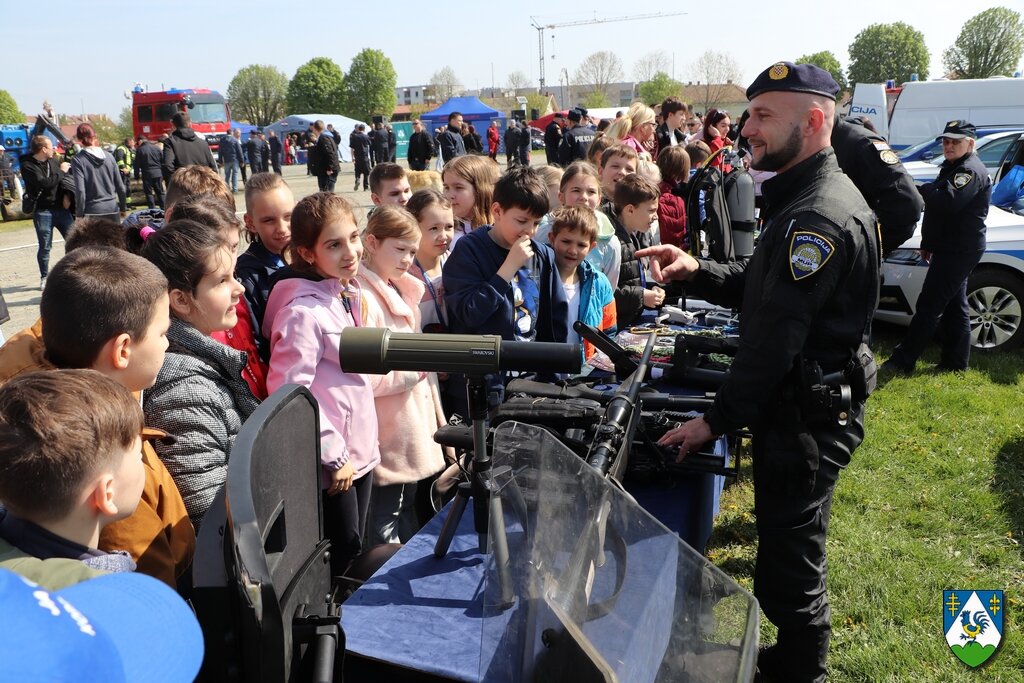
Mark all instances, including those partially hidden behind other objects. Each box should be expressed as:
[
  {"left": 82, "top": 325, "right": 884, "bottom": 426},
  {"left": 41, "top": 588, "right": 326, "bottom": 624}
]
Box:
[{"left": 530, "top": 12, "right": 686, "bottom": 90}]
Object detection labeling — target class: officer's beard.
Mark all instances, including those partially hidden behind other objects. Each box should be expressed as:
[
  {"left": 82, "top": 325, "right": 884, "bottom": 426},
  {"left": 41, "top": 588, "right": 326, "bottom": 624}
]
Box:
[{"left": 751, "top": 124, "right": 803, "bottom": 172}]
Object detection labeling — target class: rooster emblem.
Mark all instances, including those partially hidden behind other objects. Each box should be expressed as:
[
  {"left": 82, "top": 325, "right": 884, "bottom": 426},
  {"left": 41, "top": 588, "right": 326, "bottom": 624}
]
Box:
[{"left": 960, "top": 610, "right": 990, "bottom": 643}]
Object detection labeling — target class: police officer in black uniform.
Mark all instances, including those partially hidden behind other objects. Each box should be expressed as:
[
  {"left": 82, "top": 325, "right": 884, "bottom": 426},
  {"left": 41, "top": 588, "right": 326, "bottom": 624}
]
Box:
[
  {"left": 558, "top": 107, "right": 595, "bottom": 166},
  {"left": 832, "top": 115, "right": 924, "bottom": 256},
  {"left": 638, "top": 62, "right": 879, "bottom": 683},
  {"left": 544, "top": 113, "right": 564, "bottom": 165},
  {"left": 885, "top": 120, "right": 991, "bottom": 374}
]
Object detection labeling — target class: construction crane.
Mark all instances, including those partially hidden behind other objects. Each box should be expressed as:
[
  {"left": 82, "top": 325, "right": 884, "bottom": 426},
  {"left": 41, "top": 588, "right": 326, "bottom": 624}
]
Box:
[{"left": 530, "top": 12, "right": 687, "bottom": 90}]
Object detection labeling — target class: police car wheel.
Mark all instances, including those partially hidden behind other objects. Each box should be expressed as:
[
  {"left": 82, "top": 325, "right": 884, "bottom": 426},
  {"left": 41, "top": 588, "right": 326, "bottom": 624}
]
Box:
[{"left": 967, "top": 269, "right": 1024, "bottom": 352}]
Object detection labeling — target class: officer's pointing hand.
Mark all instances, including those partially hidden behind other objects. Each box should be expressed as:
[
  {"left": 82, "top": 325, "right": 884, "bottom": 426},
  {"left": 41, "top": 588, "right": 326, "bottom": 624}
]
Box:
[
  {"left": 658, "top": 415, "right": 714, "bottom": 462},
  {"left": 634, "top": 244, "right": 701, "bottom": 282}
]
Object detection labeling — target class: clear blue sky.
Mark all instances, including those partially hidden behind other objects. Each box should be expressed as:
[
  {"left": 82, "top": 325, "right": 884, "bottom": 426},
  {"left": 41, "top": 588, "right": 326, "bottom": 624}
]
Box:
[{"left": 8, "top": 0, "right": 1023, "bottom": 118}]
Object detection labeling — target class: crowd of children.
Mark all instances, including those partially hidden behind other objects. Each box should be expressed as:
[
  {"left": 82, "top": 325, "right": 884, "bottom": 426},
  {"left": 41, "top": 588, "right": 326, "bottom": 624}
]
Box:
[{"left": 0, "top": 121, "right": 708, "bottom": 620}]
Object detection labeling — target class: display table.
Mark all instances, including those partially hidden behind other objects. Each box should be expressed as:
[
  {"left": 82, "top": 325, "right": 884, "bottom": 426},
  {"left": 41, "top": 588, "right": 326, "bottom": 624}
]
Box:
[{"left": 343, "top": 424, "right": 753, "bottom": 682}]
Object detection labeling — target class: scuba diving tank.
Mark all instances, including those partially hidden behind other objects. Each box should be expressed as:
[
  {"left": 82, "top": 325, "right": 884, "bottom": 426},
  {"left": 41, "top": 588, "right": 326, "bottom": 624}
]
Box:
[{"left": 726, "top": 164, "right": 756, "bottom": 258}]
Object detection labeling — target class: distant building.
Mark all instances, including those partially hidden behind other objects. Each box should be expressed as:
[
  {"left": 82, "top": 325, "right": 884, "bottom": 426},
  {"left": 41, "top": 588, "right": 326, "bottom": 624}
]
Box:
[{"left": 394, "top": 85, "right": 439, "bottom": 107}]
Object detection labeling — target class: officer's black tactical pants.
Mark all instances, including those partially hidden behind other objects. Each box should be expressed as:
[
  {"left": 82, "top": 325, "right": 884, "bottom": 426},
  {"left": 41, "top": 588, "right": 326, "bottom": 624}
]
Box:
[
  {"left": 891, "top": 249, "right": 984, "bottom": 371},
  {"left": 752, "top": 404, "right": 864, "bottom": 683}
]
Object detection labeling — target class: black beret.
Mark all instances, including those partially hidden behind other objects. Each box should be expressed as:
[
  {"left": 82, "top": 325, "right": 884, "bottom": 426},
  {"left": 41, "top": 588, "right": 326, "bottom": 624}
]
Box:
[{"left": 746, "top": 62, "right": 840, "bottom": 101}]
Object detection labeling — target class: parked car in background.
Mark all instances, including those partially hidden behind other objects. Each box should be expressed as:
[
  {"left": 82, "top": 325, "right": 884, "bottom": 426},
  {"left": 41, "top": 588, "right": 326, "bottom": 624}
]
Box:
[
  {"left": 530, "top": 127, "right": 545, "bottom": 150},
  {"left": 901, "top": 130, "right": 1023, "bottom": 185},
  {"left": 897, "top": 126, "right": 1023, "bottom": 163},
  {"left": 876, "top": 205, "right": 1024, "bottom": 351}
]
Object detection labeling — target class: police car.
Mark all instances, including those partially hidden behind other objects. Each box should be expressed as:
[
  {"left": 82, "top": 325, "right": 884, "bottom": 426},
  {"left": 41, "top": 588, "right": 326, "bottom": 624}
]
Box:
[
  {"left": 875, "top": 204, "right": 1024, "bottom": 351},
  {"left": 900, "top": 130, "right": 1023, "bottom": 185}
]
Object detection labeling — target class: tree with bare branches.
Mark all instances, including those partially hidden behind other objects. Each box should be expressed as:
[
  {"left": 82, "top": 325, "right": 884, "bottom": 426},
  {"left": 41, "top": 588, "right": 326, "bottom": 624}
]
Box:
[
  {"left": 633, "top": 50, "right": 671, "bottom": 83},
  {"left": 430, "top": 67, "right": 461, "bottom": 100},
  {"left": 506, "top": 70, "right": 532, "bottom": 93},
  {"left": 688, "top": 51, "right": 741, "bottom": 113},
  {"left": 574, "top": 51, "right": 624, "bottom": 106}
]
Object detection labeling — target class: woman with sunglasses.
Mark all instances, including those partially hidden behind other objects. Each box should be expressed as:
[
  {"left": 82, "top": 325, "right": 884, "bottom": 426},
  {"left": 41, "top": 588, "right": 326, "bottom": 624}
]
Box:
[{"left": 701, "top": 108, "right": 733, "bottom": 172}]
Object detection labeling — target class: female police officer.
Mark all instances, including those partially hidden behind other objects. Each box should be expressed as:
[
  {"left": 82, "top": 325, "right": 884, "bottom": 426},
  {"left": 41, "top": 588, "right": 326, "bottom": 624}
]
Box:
[
  {"left": 637, "top": 62, "right": 878, "bottom": 683},
  {"left": 886, "top": 120, "right": 991, "bottom": 374}
]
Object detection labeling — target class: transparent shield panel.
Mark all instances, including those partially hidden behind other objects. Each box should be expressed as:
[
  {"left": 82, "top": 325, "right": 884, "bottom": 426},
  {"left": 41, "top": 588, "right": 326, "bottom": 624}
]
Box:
[{"left": 480, "top": 422, "right": 758, "bottom": 683}]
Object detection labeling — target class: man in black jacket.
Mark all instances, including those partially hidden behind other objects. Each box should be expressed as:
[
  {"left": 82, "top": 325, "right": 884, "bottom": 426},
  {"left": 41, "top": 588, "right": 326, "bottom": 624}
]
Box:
[
  {"left": 407, "top": 119, "right": 433, "bottom": 171},
  {"left": 311, "top": 120, "right": 341, "bottom": 192},
  {"left": 350, "top": 124, "right": 372, "bottom": 190},
  {"left": 161, "top": 111, "right": 218, "bottom": 180},
  {"left": 369, "top": 122, "right": 389, "bottom": 168},
  {"left": 558, "top": 108, "right": 595, "bottom": 166},
  {"left": 134, "top": 136, "right": 165, "bottom": 208},
  {"left": 504, "top": 121, "right": 519, "bottom": 167},
  {"left": 639, "top": 62, "right": 878, "bottom": 683},
  {"left": 656, "top": 97, "right": 687, "bottom": 156},
  {"left": 386, "top": 125, "right": 397, "bottom": 162},
  {"left": 831, "top": 115, "right": 924, "bottom": 256},
  {"left": 544, "top": 114, "right": 564, "bottom": 165},
  {"left": 20, "top": 136, "right": 74, "bottom": 287},
  {"left": 267, "top": 131, "right": 282, "bottom": 174},
  {"left": 438, "top": 112, "right": 466, "bottom": 165},
  {"left": 248, "top": 133, "right": 268, "bottom": 174}
]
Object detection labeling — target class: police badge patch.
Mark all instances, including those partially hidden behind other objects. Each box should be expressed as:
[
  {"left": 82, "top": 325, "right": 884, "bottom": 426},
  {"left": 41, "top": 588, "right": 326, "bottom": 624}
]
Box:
[
  {"left": 944, "top": 590, "right": 1004, "bottom": 668},
  {"left": 953, "top": 172, "right": 973, "bottom": 189},
  {"left": 789, "top": 231, "right": 835, "bottom": 281}
]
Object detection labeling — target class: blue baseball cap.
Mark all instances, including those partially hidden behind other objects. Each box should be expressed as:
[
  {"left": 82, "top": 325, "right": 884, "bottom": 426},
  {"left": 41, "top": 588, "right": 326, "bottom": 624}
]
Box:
[{"left": 0, "top": 569, "right": 204, "bottom": 682}]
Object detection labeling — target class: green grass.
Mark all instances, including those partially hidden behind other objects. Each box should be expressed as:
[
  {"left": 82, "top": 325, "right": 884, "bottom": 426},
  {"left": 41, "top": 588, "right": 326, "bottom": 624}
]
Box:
[
  {"left": 706, "top": 325, "right": 1024, "bottom": 682},
  {"left": 0, "top": 217, "right": 32, "bottom": 234}
]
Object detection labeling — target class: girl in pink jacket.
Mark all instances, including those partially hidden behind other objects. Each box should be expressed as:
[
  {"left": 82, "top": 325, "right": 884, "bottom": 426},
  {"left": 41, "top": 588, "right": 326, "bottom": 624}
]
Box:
[
  {"left": 357, "top": 206, "right": 448, "bottom": 544},
  {"left": 264, "top": 192, "right": 380, "bottom": 574}
]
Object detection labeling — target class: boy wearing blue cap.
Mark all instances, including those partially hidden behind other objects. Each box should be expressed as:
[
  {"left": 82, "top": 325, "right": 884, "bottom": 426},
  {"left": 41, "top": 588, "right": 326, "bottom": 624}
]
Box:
[
  {"left": 0, "top": 370, "right": 148, "bottom": 591},
  {"left": 0, "top": 568, "right": 203, "bottom": 682}
]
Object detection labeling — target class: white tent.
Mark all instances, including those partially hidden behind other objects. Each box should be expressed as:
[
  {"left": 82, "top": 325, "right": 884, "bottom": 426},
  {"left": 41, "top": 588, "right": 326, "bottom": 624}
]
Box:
[{"left": 265, "top": 114, "right": 370, "bottom": 163}]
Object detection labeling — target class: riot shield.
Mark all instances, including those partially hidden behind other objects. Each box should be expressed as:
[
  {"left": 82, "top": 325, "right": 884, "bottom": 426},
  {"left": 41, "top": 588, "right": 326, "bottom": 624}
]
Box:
[{"left": 480, "top": 422, "right": 758, "bottom": 683}]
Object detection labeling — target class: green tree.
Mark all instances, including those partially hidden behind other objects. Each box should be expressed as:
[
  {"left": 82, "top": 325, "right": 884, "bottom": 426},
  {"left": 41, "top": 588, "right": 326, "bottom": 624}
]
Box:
[
  {"left": 228, "top": 64, "right": 289, "bottom": 126},
  {"left": 637, "top": 72, "right": 683, "bottom": 105},
  {"left": 795, "top": 51, "right": 847, "bottom": 92},
  {"left": 287, "top": 57, "right": 345, "bottom": 115},
  {"left": 89, "top": 115, "right": 125, "bottom": 145},
  {"left": 342, "top": 49, "right": 397, "bottom": 123},
  {"left": 848, "top": 22, "right": 929, "bottom": 86},
  {"left": 0, "top": 90, "right": 22, "bottom": 124},
  {"left": 581, "top": 90, "right": 610, "bottom": 109},
  {"left": 115, "top": 107, "right": 134, "bottom": 142},
  {"left": 943, "top": 7, "right": 1024, "bottom": 79}
]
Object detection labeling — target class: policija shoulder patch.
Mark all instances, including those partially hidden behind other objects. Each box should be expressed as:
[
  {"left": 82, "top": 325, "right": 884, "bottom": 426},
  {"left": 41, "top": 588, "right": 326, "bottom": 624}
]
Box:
[
  {"left": 872, "top": 141, "right": 900, "bottom": 165},
  {"left": 953, "top": 172, "right": 973, "bottom": 189},
  {"left": 789, "top": 231, "right": 835, "bottom": 281}
]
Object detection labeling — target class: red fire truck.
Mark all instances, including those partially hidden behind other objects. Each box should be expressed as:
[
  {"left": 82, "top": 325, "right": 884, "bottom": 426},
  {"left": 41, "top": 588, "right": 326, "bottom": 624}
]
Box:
[{"left": 132, "top": 88, "right": 230, "bottom": 150}]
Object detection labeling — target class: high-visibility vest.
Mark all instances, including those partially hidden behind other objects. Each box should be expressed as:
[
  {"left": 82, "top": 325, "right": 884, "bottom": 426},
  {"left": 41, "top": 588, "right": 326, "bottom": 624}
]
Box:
[{"left": 115, "top": 145, "right": 134, "bottom": 174}]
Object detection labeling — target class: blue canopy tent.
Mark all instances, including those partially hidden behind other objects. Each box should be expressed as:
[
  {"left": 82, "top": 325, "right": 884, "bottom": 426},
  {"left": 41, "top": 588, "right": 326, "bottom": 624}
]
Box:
[
  {"left": 265, "top": 114, "right": 369, "bottom": 163},
  {"left": 228, "top": 121, "right": 258, "bottom": 143},
  {"left": 421, "top": 97, "right": 507, "bottom": 154}
]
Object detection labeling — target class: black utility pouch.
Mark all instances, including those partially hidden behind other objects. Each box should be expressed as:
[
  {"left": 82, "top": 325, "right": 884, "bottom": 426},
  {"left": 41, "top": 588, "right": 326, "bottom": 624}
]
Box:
[{"left": 847, "top": 343, "right": 877, "bottom": 402}]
